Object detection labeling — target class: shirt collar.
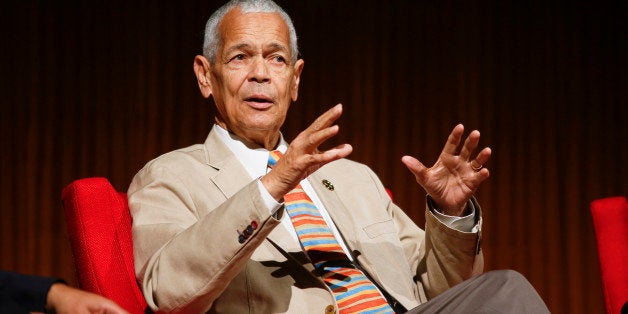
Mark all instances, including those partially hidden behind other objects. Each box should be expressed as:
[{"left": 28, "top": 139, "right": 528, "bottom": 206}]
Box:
[{"left": 212, "top": 124, "right": 288, "bottom": 179}]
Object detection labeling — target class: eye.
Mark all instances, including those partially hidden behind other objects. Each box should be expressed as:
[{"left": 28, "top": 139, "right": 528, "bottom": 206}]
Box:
[
  {"left": 230, "top": 54, "right": 246, "bottom": 62},
  {"left": 270, "top": 55, "right": 287, "bottom": 64}
]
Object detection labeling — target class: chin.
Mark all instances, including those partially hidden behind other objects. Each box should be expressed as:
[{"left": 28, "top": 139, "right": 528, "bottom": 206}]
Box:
[{"left": 244, "top": 115, "right": 283, "bottom": 131}]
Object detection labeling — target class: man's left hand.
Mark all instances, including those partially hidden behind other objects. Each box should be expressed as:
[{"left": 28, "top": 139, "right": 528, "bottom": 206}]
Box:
[{"left": 401, "top": 124, "right": 491, "bottom": 216}]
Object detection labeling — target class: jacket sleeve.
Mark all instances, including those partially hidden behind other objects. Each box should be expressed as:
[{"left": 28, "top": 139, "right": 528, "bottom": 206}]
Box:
[
  {"left": 128, "top": 162, "right": 281, "bottom": 313},
  {"left": 0, "top": 270, "right": 62, "bottom": 312},
  {"left": 420, "top": 196, "right": 484, "bottom": 298}
]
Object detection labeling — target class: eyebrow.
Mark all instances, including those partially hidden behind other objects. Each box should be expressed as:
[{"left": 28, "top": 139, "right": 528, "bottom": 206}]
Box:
[
  {"left": 225, "top": 43, "right": 251, "bottom": 56},
  {"left": 266, "top": 42, "right": 289, "bottom": 53},
  {"left": 224, "top": 42, "right": 289, "bottom": 56}
]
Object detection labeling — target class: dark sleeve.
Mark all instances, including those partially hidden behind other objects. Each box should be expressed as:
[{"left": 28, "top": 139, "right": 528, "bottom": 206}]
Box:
[{"left": 0, "top": 270, "right": 64, "bottom": 312}]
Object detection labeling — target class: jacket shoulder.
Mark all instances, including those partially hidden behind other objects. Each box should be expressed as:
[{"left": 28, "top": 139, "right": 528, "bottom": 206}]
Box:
[{"left": 140, "top": 144, "right": 208, "bottom": 172}]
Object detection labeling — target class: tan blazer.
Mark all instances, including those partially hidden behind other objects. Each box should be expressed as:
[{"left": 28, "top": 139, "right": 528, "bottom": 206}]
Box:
[{"left": 129, "top": 128, "right": 483, "bottom": 313}]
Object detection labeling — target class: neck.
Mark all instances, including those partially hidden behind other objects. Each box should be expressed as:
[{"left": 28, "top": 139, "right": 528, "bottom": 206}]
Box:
[
  {"left": 216, "top": 120, "right": 280, "bottom": 151},
  {"left": 249, "top": 132, "right": 280, "bottom": 151}
]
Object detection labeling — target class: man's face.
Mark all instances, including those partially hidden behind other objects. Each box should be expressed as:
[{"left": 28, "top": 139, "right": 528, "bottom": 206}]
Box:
[{"left": 203, "top": 8, "right": 304, "bottom": 148}]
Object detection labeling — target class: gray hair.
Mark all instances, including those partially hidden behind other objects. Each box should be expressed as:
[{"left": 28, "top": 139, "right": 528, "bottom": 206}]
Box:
[{"left": 203, "top": 0, "right": 299, "bottom": 65}]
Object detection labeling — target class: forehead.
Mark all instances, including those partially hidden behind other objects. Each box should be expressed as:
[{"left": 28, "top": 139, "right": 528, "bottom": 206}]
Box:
[{"left": 218, "top": 9, "right": 291, "bottom": 52}]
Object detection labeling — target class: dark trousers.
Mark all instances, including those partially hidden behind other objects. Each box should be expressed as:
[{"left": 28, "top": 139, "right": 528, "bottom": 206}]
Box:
[{"left": 406, "top": 270, "right": 549, "bottom": 313}]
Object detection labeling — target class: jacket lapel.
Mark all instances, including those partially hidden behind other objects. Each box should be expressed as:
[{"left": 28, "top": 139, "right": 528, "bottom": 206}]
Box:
[{"left": 204, "top": 129, "right": 253, "bottom": 199}]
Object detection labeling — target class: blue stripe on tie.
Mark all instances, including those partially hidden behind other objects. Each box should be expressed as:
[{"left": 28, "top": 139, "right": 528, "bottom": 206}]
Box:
[
  {"left": 335, "top": 284, "right": 381, "bottom": 300},
  {"left": 286, "top": 209, "right": 320, "bottom": 218},
  {"left": 286, "top": 202, "right": 318, "bottom": 211},
  {"left": 296, "top": 227, "right": 335, "bottom": 235},
  {"left": 302, "top": 238, "right": 338, "bottom": 247},
  {"left": 295, "top": 227, "right": 333, "bottom": 236},
  {"left": 326, "top": 274, "right": 369, "bottom": 290}
]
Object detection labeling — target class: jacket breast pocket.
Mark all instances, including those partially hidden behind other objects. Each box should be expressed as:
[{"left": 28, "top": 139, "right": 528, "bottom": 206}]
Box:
[{"left": 362, "top": 219, "right": 396, "bottom": 239}]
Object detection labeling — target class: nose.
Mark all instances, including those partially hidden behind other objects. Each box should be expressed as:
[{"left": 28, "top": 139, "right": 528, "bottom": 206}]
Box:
[{"left": 248, "top": 57, "right": 270, "bottom": 83}]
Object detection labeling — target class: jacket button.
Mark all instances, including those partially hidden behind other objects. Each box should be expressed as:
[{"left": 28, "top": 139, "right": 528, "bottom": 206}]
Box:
[
  {"left": 238, "top": 234, "right": 246, "bottom": 244},
  {"left": 324, "top": 305, "right": 335, "bottom": 314},
  {"left": 243, "top": 227, "right": 252, "bottom": 237}
]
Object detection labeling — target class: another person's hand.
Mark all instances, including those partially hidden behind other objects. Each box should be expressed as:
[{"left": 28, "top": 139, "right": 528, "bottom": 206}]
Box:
[
  {"left": 402, "top": 124, "right": 491, "bottom": 216},
  {"left": 261, "top": 104, "right": 353, "bottom": 200},
  {"left": 45, "top": 283, "right": 129, "bottom": 314}
]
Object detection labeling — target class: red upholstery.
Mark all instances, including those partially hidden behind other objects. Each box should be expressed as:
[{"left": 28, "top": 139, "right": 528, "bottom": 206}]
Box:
[
  {"left": 62, "top": 177, "right": 148, "bottom": 314},
  {"left": 590, "top": 196, "right": 628, "bottom": 314}
]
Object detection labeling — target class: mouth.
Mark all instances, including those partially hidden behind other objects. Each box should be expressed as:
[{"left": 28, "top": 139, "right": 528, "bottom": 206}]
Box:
[{"left": 244, "top": 95, "right": 274, "bottom": 109}]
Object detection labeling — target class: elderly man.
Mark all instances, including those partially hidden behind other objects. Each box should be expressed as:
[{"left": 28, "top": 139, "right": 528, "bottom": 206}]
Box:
[{"left": 129, "top": 0, "right": 548, "bottom": 313}]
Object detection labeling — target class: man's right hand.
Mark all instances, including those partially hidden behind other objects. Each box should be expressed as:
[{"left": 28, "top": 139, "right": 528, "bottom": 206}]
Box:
[{"left": 260, "top": 104, "right": 353, "bottom": 201}]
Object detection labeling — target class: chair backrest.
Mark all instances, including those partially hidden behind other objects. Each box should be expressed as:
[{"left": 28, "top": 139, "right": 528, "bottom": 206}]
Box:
[
  {"left": 62, "top": 177, "right": 148, "bottom": 314},
  {"left": 590, "top": 196, "right": 628, "bottom": 314}
]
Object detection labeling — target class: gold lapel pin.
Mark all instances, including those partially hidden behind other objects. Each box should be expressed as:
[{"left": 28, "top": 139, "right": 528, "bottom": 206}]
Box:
[{"left": 322, "top": 179, "right": 334, "bottom": 191}]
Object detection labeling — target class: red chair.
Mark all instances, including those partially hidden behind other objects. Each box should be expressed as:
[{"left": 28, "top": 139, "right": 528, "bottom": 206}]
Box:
[
  {"left": 590, "top": 196, "right": 628, "bottom": 314},
  {"left": 62, "top": 177, "right": 148, "bottom": 314}
]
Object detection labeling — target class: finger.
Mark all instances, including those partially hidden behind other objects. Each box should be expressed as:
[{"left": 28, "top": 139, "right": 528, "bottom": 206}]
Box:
[
  {"left": 307, "top": 143, "right": 353, "bottom": 169},
  {"left": 474, "top": 147, "right": 492, "bottom": 166},
  {"left": 321, "top": 143, "right": 353, "bottom": 161},
  {"left": 290, "top": 104, "right": 343, "bottom": 151},
  {"left": 473, "top": 167, "right": 490, "bottom": 183},
  {"left": 401, "top": 155, "right": 429, "bottom": 185},
  {"left": 307, "top": 103, "right": 343, "bottom": 133},
  {"left": 441, "top": 124, "right": 464, "bottom": 155},
  {"left": 459, "top": 130, "right": 480, "bottom": 160},
  {"left": 307, "top": 124, "right": 340, "bottom": 149},
  {"left": 469, "top": 147, "right": 491, "bottom": 170}
]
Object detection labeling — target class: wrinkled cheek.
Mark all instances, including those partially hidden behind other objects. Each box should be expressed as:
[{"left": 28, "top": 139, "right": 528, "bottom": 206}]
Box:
[{"left": 211, "top": 101, "right": 226, "bottom": 120}]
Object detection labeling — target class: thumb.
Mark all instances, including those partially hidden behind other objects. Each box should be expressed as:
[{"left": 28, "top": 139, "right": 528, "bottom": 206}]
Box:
[{"left": 401, "top": 156, "right": 428, "bottom": 184}]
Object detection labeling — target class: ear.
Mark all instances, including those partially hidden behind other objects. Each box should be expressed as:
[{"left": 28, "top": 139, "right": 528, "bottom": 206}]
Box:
[
  {"left": 290, "top": 59, "right": 305, "bottom": 102},
  {"left": 193, "top": 55, "right": 212, "bottom": 99}
]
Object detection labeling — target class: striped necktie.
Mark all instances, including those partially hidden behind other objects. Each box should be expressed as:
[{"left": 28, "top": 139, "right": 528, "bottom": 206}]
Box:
[{"left": 268, "top": 150, "right": 394, "bottom": 314}]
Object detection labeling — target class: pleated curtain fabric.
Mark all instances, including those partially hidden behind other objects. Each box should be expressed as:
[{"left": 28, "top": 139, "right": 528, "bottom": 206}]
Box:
[{"left": 268, "top": 150, "right": 394, "bottom": 313}]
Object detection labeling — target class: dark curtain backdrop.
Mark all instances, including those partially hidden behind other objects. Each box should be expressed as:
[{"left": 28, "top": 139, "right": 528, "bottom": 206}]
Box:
[{"left": 1, "top": 1, "right": 625, "bottom": 313}]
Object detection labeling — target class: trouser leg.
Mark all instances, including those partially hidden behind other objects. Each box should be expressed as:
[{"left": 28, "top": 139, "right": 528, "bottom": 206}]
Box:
[{"left": 405, "top": 270, "right": 549, "bottom": 314}]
